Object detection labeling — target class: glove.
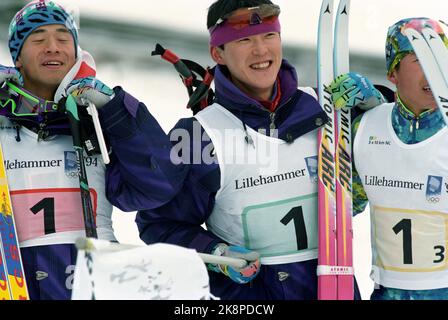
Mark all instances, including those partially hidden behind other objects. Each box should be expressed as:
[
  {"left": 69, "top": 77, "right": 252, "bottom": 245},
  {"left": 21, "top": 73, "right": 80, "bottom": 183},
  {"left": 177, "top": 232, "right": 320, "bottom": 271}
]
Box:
[
  {"left": 0, "top": 65, "right": 22, "bottom": 86},
  {"left": 329, "top": 72, "right": 386, "bottom": 110},
  {"left": 66, "top": 76, "right": 115, "bottom": 109},
  {"left": 209, "top": 244, "right": 261, "bottom": 284}
]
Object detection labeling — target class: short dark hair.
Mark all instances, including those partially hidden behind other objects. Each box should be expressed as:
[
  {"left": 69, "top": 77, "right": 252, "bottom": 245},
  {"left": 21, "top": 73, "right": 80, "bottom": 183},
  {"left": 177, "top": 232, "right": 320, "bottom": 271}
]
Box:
[{"left": 207, "top": 0, "right": 275, "bottom": 30}]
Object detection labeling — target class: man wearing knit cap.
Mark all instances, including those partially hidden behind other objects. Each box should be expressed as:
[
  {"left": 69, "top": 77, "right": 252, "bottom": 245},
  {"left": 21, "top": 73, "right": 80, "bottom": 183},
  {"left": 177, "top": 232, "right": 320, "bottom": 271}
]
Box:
[
  {"left": 0, "top": 0, "right": 186, "bottom": 300},
  {"left": 347, "top": 17, "right": 448, "bottom": 300}
]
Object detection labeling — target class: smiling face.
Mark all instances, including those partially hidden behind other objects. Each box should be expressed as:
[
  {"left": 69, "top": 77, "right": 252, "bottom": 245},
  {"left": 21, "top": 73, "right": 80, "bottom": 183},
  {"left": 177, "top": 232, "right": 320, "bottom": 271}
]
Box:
[
  {"left": 15, "top": 24, "right": 76, "bottom": 100},
  {"left": 210, "top": 31, "right": 282, "bottom": 101},
  {"left": 388, "top": 53, "right": 437, "bottom": 116}
]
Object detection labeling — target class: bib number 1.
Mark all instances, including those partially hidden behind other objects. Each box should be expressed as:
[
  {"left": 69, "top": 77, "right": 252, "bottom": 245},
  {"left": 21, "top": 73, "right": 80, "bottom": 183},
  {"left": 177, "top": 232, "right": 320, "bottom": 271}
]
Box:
[
  {"left": 30, "top": 198, "right": 55, "bottom": 235},
  {"left": 393, "top": 218, "right": 446, "bottom": 265},
  {"left": 281, "top": 206, "right": 308, "bottom": 251},
  {"left": 11, "top": 188, "right": 97, "bottom": 242}
]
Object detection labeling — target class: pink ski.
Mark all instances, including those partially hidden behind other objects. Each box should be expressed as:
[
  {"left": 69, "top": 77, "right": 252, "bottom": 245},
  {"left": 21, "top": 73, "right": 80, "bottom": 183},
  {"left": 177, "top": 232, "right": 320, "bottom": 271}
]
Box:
[
  {"left": 317, "top": 0, "right": 338, "bottom": 300},
  {"left": 334, "top": 0, "right": 354, "bottom": 300},
  {"left": 317, "top": 0, "right": 354, "bottom": 300}
]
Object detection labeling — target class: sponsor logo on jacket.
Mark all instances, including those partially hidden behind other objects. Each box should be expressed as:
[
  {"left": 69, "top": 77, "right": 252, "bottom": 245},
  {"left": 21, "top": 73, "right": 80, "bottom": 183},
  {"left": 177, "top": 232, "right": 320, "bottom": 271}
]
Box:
[{"left": 368, "top": 136, "right": 391, "bottom": 146}]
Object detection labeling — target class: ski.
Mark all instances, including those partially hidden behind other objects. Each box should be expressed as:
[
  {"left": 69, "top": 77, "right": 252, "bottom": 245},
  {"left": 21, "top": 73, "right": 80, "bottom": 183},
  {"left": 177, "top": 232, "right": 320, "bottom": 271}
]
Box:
[
  {"left": 317, "top": 0, "right": 354, "bottom": 300},
  {"left": 317, "top": 0, "right": 338, "bottom": 300},
  {"left": 0, "top": 143, "right": 29, "bottom": 300},
  {"left": 334, "top": 0, "right": 354, "bottom": 300},
  {"left": 0, "top": 236, "right": 12, "bottom": 299},
  {"left": 421, "top": 27, "right": 448, "bottom": 86},
  {"left": 405, "top": 27, "right": 448, "bottom": 125}
]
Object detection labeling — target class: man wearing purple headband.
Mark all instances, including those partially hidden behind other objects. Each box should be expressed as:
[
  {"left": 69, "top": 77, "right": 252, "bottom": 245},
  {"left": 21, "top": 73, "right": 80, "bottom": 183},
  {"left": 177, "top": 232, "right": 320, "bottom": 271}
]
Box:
[
  {"left": 136, "top": 0, "right": 369, "bottom": 300},
  {"left": 334, "top": 17, "right": 448, "bottom": 300}
]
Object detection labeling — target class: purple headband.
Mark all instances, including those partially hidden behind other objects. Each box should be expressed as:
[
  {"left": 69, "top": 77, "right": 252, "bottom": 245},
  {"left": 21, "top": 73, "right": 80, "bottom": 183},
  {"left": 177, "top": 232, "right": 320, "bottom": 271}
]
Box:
[{"left": 209, "top": 17, "right": 281, "bottom": 47}]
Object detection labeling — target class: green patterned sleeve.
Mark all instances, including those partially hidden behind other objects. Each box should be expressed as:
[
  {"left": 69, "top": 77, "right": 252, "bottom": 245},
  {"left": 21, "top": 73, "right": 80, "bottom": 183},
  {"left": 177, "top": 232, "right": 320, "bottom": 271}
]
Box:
[{"left": 352, "top": 114, "right": 369, "bottom": 215}]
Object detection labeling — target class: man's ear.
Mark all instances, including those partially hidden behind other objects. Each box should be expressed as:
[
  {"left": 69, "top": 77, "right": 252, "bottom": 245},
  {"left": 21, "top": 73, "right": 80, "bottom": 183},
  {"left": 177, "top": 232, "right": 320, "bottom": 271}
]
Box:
[
  {"left": 210, "top": 45, "right": 224, "bottom": 65},
  {"left": 15, "top": 57, "right": 23, "bottom": 69},
  {"left": 387, "top": 71, "right": 397, "bottom": 85}
]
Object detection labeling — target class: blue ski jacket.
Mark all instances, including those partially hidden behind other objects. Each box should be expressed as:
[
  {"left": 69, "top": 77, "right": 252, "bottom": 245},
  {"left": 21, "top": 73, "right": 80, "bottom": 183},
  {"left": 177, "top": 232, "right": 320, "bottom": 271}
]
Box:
[{"left": 98, "top": 88, "right": 188, "bottom": 211}]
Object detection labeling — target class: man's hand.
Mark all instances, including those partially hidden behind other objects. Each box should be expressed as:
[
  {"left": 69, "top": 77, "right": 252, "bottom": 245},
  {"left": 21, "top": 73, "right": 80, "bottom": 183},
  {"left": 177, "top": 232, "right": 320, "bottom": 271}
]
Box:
[
  {"left": 66, "top": 76, "right": 114, "bottom": 108},
  {"left": 329, "top": 72, "right": 386, "bottom": 110},
  {"left": 0, "top": 65, "right": 21, "bottom": 86},
  {"left": 209, "top": 244, "right": 261, "bottom": 284}
]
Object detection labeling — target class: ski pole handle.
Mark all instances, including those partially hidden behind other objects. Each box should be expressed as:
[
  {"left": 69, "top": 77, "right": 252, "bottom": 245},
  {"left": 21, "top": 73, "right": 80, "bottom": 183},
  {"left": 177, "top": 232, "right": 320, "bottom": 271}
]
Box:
[{"left": 82, "top": 98, "right": 110, "bottom": 165}]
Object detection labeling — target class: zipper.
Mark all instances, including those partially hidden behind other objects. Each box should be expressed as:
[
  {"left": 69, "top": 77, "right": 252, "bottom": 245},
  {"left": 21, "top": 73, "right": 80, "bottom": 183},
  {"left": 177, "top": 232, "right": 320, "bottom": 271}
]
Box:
[
  {"left": 37, "top": 122, "right": 48, "bottom": 141},
  {"left": 270, "top": 112, "right": 276, "bottom": 130},
  {"left": 409, "top": 118, "right": 420, "bottom": 134},
  {"left": 13, "top": 124, "right": 21, "bottom": 142}
]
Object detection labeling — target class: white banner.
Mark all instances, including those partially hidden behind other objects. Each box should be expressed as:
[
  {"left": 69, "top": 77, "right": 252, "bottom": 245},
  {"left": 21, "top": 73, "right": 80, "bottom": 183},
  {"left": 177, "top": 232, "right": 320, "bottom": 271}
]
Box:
[{"left": 72, "top": 239, "right": 211, "bottom": 300}]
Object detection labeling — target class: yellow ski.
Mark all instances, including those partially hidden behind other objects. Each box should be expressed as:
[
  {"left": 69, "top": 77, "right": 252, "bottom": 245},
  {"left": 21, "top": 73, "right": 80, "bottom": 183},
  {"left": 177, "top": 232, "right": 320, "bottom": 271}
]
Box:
[{"left": 0, "top": 143, "right": 29, "bottom": 300}]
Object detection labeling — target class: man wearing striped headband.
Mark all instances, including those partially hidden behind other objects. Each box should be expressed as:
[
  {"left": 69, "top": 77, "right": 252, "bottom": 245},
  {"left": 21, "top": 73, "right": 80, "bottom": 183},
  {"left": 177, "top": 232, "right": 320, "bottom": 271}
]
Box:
[{"left": 137, "top": 0, "right": 364, "bottom": 300}]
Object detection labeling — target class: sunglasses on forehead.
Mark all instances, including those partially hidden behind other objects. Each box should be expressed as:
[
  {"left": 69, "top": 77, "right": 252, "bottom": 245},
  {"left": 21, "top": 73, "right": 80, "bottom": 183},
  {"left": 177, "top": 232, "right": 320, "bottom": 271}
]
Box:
[
  {"left": 210, "top": 4, "right": 281, "bottom": 33},
  {"left": 0, "top": 82, "right": 59, "bottom": 117}
]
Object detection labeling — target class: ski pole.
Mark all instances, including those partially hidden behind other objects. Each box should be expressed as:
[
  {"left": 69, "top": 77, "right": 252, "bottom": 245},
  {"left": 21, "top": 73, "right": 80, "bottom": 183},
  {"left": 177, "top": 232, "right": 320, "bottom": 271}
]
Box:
[
  {"left": 76, "top": 238, "right": 247, "bottom": 269},
  {"left": 197, "top": 253, "right": 247, "bottom": 269},
  {"left": 81, "top": 98, "right": 110, "bottom": 165},
  {"left": 65, "top": 95, "right": 98, "bottom": 238}
]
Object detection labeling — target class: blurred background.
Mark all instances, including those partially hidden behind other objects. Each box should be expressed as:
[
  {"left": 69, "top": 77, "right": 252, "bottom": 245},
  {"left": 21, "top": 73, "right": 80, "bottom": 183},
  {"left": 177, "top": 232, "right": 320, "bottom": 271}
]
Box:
[{"left": 1, "top": 0, "right": 447, "bottom": 300}]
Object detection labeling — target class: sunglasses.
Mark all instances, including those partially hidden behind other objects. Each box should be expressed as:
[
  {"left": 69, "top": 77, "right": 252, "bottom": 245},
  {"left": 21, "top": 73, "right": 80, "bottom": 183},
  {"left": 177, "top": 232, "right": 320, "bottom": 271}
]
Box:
[
  {"left": 210, "top": 4, "right": 280, "bottom": 33},
  {"left": 0, "top": 82, "right": 59, "bottom": 117}
]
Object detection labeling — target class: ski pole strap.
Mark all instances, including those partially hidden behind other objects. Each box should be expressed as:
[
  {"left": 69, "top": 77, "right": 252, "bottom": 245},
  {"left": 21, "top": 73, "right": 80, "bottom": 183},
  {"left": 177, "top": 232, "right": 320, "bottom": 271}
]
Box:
[
  {"left": 151, "top": 43, "right": 194, "bottom": 81},
  {"left": 151, "top": 43, "right": 216, "bottom": 115},
  {"left": 188, "top": 67, "right": 215, "bottom": 111},
  {"left": 317, "top": 265, "right": 354, "bottom": 276}
]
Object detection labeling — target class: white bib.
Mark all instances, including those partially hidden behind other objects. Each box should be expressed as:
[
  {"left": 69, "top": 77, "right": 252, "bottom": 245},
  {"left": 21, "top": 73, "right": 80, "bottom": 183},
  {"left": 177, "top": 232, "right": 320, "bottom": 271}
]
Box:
[
  {"left": 0, "top": 117, "right": 115, "bottom": 247},
  {"left": 196, "top": 103, "right": 319, "bottom": 265},
  {"left": 354, "top": 104, "right": 448, "bottom": 290}
]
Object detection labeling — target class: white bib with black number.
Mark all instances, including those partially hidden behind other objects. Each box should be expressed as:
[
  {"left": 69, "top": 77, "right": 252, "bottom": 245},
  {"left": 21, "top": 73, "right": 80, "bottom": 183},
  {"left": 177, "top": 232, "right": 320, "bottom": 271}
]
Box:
[
  {"left": 0, "top": 116, "right": 115, "bottom": 247},
  {"left": 354, "top": 103, "right": 448, "bottom": 290},
  {"left": 196, "top": 103, "right": 319, "bottom": 265}
]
